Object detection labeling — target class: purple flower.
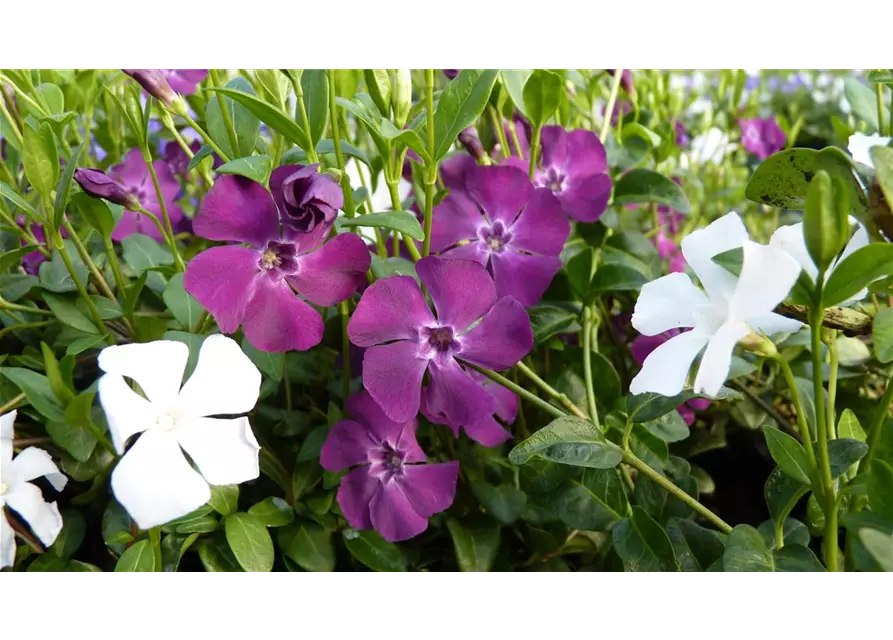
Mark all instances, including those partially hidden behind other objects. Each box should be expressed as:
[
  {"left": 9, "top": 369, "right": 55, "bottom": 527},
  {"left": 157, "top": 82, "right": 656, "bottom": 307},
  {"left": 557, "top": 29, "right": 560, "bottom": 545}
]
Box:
[
  {"left": 74, "top": 167, "right": 140, "bottom": 210},
  {"left": 421, "top": 370, "right": 518, "bottom": 447},
  {"left": 348, "top": 256, "right": 533, "bottom": 425},
  {"left": 184, "top": 174, "right": 370, "bottom": 353},
  {"left": 506, "top": 126, "right": 613, "bottom": 223},
  {"left": 164, "top": 139, "right": 202, "bottom": 178},
  {"left": 674, "top": 120, "right": 690, "bottom": 147},
  {"left": 607, "top": 69, "right": 635, "bottom": 96},
  {"left": 320, "top": 391, "right": 459, "bottom": 542},
  {"left": 270, "top": 164, "right": 343, "bottom": 234},
  {"left": 107, "top": 149, "right": 184, "bottom": 242},
  {"left": 443, "top": 69, "right": 460, "bottom": 79},
  {"left": 429, "top": 165, "right": 568, "bottom": 306},
  {"left": 739, "top": 117, "right": 786, "bottom": 160},
  {"left": 122, "top": 69, "right": 177, "bottom": 107},
  {"left": 160, "top": 70, "right": 208, "bottom": 96},
  {"left": 15, "top": 216, "right": 66, "bottom": 275},
  {"left": 457, "top": 126, "right": 485, "bottom": 162}
]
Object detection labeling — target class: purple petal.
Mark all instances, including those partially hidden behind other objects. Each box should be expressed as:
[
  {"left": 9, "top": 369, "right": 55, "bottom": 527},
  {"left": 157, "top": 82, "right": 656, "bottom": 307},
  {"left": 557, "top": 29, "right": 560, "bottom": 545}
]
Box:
[
  {"left": 491, "top": 251, "right": 561, "bottom": 307},
  {"left": 369, "top": 480, "right": 429, "bottom": 542},
  {"left": 464, "top": 416, "right": 512, "bottom": 447},
  {"left": 241, "top": 278, "right": 323, "bottom": 352},
  {"left": 459, "top": 296, "right": 533, "bottom": 370},
  {"left": 110, "top": 148, "right": 148, "bottom": 186},
  {"left": 677, "top": 405, "right": 695, "bottom": 426},
  {"left": 320, "top": 419, "right": 376, "bottom": 472},
  {"left": 539, "top": 125, "right": 568, "bottom": 170},
  {"left": 688, "top": 397, "right": 711, "bottom": 411},
  {"left": 110, "top": 211, "right": 145, "bottom": 242},
  {"left": 394, "top": 423, "right": 426, "bottom": 463},
  {"left": 337, "top": 467, "right": 378, "bottom": 530},
  {"left": 508, "top": 188, "right": 569, "bottom": 256},
  {"left": 564, "top": 128, "right": 608, "bottom": 177},
  {"left": 630, "top": 332, "right": 673, "bottom": 365},
  {"left": 416, "top": 256, "right": 496, "bottom": 330},
  {"left": 429, "top": 192, "right": 480, "bottom": 253},
  {"left": 184, "top": 246, "right": 260, "bottom": 334},
  {"left": 399, "top": 462, "right": 459, "bottom": 518},
  {"left": 466, "top": 164, "right": 533, "bottom": 226},
  {"left": 348, "top": 276, "right": 434, "bottom": 347},
  {"left": 487, "top": 380, "right": 519, "bottom": 424},
  {"left": 560, "top": 173, "right": 613, "bottom": 222},
  {"left": 440, "top": 154, "right": 478, "bottom": 193},
  {"left": 288, "top": 233, "right": 370, "bottom": 307},
  {"left": 193, "top": 175, "right": 280, "bottom": 247},
  {"left": 345, "top": 391, "right": 413, "bottom": 452},
  {"left": 362, "top": 340, "right": 428, "bottom": 423},
  {"left": 440, "top": 241, "right": 488, "bottom": 266},
  {"left": 426, "top": 357, "right": 497, "bottom": 429}
]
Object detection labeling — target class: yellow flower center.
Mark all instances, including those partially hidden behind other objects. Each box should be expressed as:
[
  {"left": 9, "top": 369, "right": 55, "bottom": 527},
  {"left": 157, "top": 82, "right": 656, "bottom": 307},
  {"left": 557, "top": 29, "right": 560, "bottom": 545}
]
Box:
[
  {"left": 261, "top": 249, "right": 281, "bottom": 270},
  {"left": 156, "top": 413, "right": 177, "bottom": 432},
  {"left": 0, "top": 481, "right": 8, "bottom": 496}
]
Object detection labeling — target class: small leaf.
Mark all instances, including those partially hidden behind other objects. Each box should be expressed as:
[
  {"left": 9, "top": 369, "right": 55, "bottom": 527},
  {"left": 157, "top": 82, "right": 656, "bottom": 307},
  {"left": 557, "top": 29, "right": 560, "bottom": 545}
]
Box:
[
  {"left": 339, "top": 211, "right": 424, "bottom": 241},
  {"left": 50, "top": 509, "right": 86, "bottom": 559},
  {"left": 612, "top": 506, "right": 679, "bottom": 571},
  {"left": 522, "top": 69, "right": 562, "bottom": 127},
  {"left": 433, "top": 70, "right": 500, "bottom": 160},
  {"left": 302, "top": 70, "right": 330, "bottom": 146},
  {"left": 837, "top": 409, "right": 867, "bottom": 442},
  {"left": 613, "top": 169, "right": 690, "bottom": 214},
  {"left": 205, "top": 77, "right": 260, "bottom": 159},
  {"left": 762, "top": 427, "right": 811, "bottom": 485},
  {"left": 723, "top": 525, "right": 773, "bottom": 572},
  {"left": 278, "top": 521, "right": 335, "bottom": 572},
  {"left": 42, "top": 292, "right": 98, "bottom": 334},
  {"left": 0, "top": 181, "right": 36, "bottom": 215},
  {"left": 115, "top": 540, "right": 155, "bottom": 572},
  {"left": 872, "top": 307, "right": 893, "bottom": 364},
  {"left": 209, "top": 86, "right": 310, "bottom": 150},
  {"left": 470, "top": 481, "right": 527, "bottom": 525},
  {"left": 665, "top": 517, "right": 726, "bottom": 572},
  {"left": 508, "top": 416, "right": 624, "bottom": 469},
  {"left": 22, "top": 121, "right": 59, "bottom": 197},
  {"left": 823, "top": 244, "right": 893, "bottom": 307},
  {"left": 248, "top": 497, "right": 295, "bottom": 527},
  {"left": 343, "top": 529, "right": 406, "bottom": 572},
  {"left": 868, "top": 459, "right": 893, "bottom": 520},
  {"left": 216, "top": 155, "right": 273, "bottom": 185},
  {"left": 446, "top": 517, "right": 500, "bottom": 572},
  {"left": 72, "top": 192, "right": 116, "bottom": 237},
  {"left": 641, "top": 410, "right": 690, "bottom": 443},
  {"left": 208, "top": 484, "right": 239, "bottom": 516},
  {"left": 225, "top": 512, "right": 274, "bottom": 572},
  {"left": 764, "top": 467, "right": 809, "bottom": 529},
  {"left": 828, "top": 438, "right": 868, "bottom": 478},
  {"left": 858, "top": 529, "right": 893, "bottom": 571},
  {"left": 162, "top": 272, "right": 203, "bottom": 330},
  {"left": 53, "top": 145, "right": 82, "bottom": 229},
  {"left": 0, "top": 366, "right": 65, "bottom": 422},
  {"left": 187, "top": 145, "right": 214, "bottom": 172}
]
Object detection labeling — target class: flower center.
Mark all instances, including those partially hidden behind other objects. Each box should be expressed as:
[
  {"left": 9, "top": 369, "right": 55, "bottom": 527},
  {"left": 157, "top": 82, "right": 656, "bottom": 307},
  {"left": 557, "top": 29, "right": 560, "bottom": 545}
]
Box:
[
  {"left": 478, "top": 221, "right": 513, "bottom": 254},
  {"left": 536, "top": 167, "right": 566, "bottom": 193},
  {"left": 155, "top": 412, "right": 178, "bottom": 432},
  {"left": 257, "top": 240, "right": 299, "bottom": 277},
  {"left": 423, "top": 325, "right": 460, "bottom": 353},
  {"left": 0, "top": 481, "right": 8, "bottom": 496}
]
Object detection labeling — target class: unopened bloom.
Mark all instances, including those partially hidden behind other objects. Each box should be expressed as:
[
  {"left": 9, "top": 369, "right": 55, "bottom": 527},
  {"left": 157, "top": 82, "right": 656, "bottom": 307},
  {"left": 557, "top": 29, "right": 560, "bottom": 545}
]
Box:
[
  {"left": 607, "top": 69, "right": 635, "bottom": 96},
  {"left": 631, "top": 212, "right": 802, "bottom": 398},
  {"left": 97, "top": 335, "right": 262, "bottom": 529},
  {"left": 320, "top": 391, "right": 459, "bottom": 542},
  {"left": 430, "top": 165, "right": 569, "bottom": 306},
  {"left": 123, "top": 69, "right": 177, "bottom": 107},
  {"left": 184, "top": 174, "right": 369, "bottom": 353},
  {"left": 348, "top": 256, "right": 533, "bottom": 424},
  {"left": 107, "top": 149, "right": 184, "bottom": 242},
  {"left": 75, "top": 167, "right": 140, "bottom": 210},
  {"left": 739, "top": 117, "right": 786, "bottom": 160},
  {"left": 848, "top": 133, "right": 892, "bottom": 168},
  {"left": 1, "top": 410, "right": 68, "bottom": 569},
  {"left": 269, "top": 164, "right": 343, "bottom": 234}
]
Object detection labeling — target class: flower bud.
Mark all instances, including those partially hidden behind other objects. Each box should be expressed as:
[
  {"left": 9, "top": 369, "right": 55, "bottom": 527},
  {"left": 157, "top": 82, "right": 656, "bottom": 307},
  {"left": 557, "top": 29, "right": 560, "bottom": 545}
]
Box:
[
  {"left": 457, "top": 126, "right": 485, "bottom": 162},
  {"left": 443, "top": 69, "right": 459, "bottom": 79},
  {"left": 738, "top": 331, "right": 778, "bottom": 358},
  {"left": 74, "top": 168, "right": 140, "bottom": 210},
  {"left": 803, "top": 170, "right": 849, "bottom": 273},
  {"left": 122, "top": 69, "right": 177, "bottom": 107},
  {"left": 391, "top": 69, "right": 412, "bottom": 128},
  {"left": 607, "top": 69, "right": 635, "bottom": 98},
  {"left": 271, "top": 164, "right": 343, "bottom": 234}
]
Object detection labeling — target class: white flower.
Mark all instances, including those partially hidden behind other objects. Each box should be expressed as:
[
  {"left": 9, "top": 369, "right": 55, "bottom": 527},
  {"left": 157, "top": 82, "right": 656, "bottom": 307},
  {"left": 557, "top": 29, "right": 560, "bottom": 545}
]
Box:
[
  {"left": 1, "top": 410, "right": 68, "bottom": 569},
  {"left": 630, "top": 212, "right": 803, "bottom": 398},
  {"left": 682, "top": 127, "right": 736, "bottom": 168},
  {"left": 770, "top": 218, "right": 870, "bottom": 306},
  {"left": 848, "top": 133, "right": 892, "bottom": 168},
  {"left": 98, "top": 335, "right": 262, "bottom": 530}
]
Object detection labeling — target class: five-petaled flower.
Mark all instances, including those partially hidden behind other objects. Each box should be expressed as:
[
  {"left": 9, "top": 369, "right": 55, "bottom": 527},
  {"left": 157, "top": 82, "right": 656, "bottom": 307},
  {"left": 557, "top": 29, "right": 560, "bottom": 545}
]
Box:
[
  {"left": 320, "top": 391, "right": 459, "bottom": 542},
  {"left": 630, "top": 212, "right": 802, "bottom": 398},
  {"left": 739, "top": 117, "right": 786, "bottom": 160},
  {"left": 1, "top": 410, "right": 68, "bottom": 569},
  {"left": 430, "top": 164, "right": 569, "bottom": 306},
  {"left": 97, "top": 335, "right": 262, "bottom": 530},
  {"left": 348, "top": 256, "right": 533, "bottom": 425},
  {"left": 184, "top": 172, "right": 370, "bottom": 353},
  {"left": 107, "top": 149, "right": 184, "bottom": 242}
]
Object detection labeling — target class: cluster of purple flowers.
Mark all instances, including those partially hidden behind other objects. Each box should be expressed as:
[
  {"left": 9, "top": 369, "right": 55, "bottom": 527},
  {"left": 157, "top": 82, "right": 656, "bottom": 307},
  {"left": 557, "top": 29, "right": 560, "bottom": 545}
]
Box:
[{"left": 739, "top": 117, "right": 786, "bottom": 160}]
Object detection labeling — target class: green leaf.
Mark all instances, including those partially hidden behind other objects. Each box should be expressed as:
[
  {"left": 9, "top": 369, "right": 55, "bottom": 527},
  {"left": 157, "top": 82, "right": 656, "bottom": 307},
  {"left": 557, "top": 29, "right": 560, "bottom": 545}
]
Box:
[
  {"left": 53, "top": 145, "right": 81, "bottom": 229},
  {"left": 22, "top": 121, "right": 59, "bottom": 197},
  {"left": 40, "top": 341, "right": 73, "bottom": 404},
  {"left": 433, "top": 70, "right": 500, "bottom": 160},
  {"left": 845, "top": 77, "right": 889, "bottom": 131},
  {"left": 764, "top": 467, "right": 809, "bottom": 530},
  {"left": 343, "top": 529, "right": 406, "bottom": 572},
  {"left": 121, "top": 233, "right": 173, "bottom": 293},
  {"left": 197, "top": 538, "right": 242, "bottom": 572},
  {"left": 162, "top": 272, "right": 203, "bottom": 330},
  {"left": 54, "top": 389, "right": 100, "bottom": 462},
  {"left": 590, "top": 352, "right": 621, "bottom": 408},
  {"left": 187, "top": 144, "right": 214, "bottom": 172},
  {"left": 278, "top": 521, "right": 335, "bottom": 572},
  {"left": 641, "top": 410, "right": 690, "bottom": 443},
  {"left": 665, "top": 517, "right": 726, "bottom": 572},
  {"left": 624, "top": 392, "right": 694, "bottom": 423},
  {"left": 42, "top": 292, "right": 98, "bottom": 334},
  {"left": 446, "top": 517, "right": 500, "bottom": 572},
  {"left": 869, "top": 459, "right": 893, "bottom": 519},
  {"left": 762, "top": 427, "right": 811, "bottom": 485},
  {"left": 823, "top": 243, "right": 893, "bottom": 307},
  {"left": 470, "top": 481, "right": 527, "bottom": 525},
  {"left": 500, "top": 70, "right": 533, "bottom": 118},
  {"left": 613, "top": 169, "right": 690, "bottom": 214},
  {"left": 828, "top": 438, "right": 868, "bottom": 478},
  {"left": 302, "top": 70, "right": 329, "bottom": 146},
  {"left": 0, "top": 366, "right": 65, "bottom": 422},
  {"left": 115, "top": 540, "right": 155, "bottom": 572},
  {"left": 774, "top": 545, "right": 826, "bottom": 571},
  {"left": 224, "top": 512, "right": 274, "bottom": 572},
  {"left": 291, "top": 459, "right": 323, "bottom": 501},
  {"left": 529, "top": 304, "right": 580, "bottom": 344},
  {"left": 208, "top": 484, "right": 239, "bottom": 516},
  {"left": 241, "top": 338, "right": 284, "bottom": 382},
  {"left": 209, "top": 86, "right": 310, "bottom": 150},
  {"left": 363, "top": 70, "right": 391, "bottom": 117},
  {"left": 757, "top": 517, "right": 810, "bottom": 551},
  {"left": 71, "top": 192, "right": 116, "bottom": 237},
  {"left": 205, "top": 77, "right": 260, "bottom": 159},
  {"left": 567, "top": 247, "right": 596, "bottom": 298},
  {"left": 39, "top": 242, "right": 89, "bottom": 293},
  {"left": 554, "top": 468, "right": 628, "bottom": 531},
  {"left": 0, "top": 245, "right": 40, "bottom": 274},
  {"left": 838, "top": 409, "right": 867, "bottom": 442},
  {"left": 51, "top": 509, "right": 86, "bottom": 559},
  {"left": 27, "top": 555, "right": 71, "bottom": 571},
  {"left": 868, "top": 70, "right": 893, "bottom": 85},
  {"left": 509, "top": 416, "right": 624, "bottom": 469},
  {"left": 873, "top": 307, "right": 893, "bottom": 363},
  {"left": 858, "top": 529, "right": 893, "bottom": 571},
  {"left": 339, "top": 210, "right": 424, "bottom": 241},
  {"left": 161, "top": 532, "right": 200, "bottom": 572},
  {"left": 215, "top": 155, "right": 273, "bottom": 185},
  {"left": 522, "top": 69, "right": 562, "bottom": 127},
  {"left": 723, "top": 525, "right": 773, "bottom": 571},
  {"left": 612, "top": 506, "right": 679, "bottom": 571},
  {"left": 0, "top": 181, "right": 36, "bottom": 215},
  {"left": 248, "top": 497, "right": 295, "bottom": 527}
]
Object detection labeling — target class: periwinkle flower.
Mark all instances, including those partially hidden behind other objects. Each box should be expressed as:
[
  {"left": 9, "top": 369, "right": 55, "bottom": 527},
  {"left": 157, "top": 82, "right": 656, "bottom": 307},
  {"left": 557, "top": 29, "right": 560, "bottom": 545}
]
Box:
[
  {"left": 122, "top": 69, "right": 177, "bottom": 107},
  {"left": 739, "top": 117, "right": 786, "bottom": 160},
  {"left": 270, "top": 164, "right": 343, "bottom": 234},
  {"left": 15, "top": 215, "right": 66, "bottom": 275},
  {"left": 74, "top": 167, "right": 140, "bottom": 210},
  {"left": 160, "top": 69, "right": 208, "bottom": 96},
  {"left": 164, "top": 139, "right": 202, "bottom": 178},
  {"left": 320, "top": 391, "right": 459, "bottom": 542},
  {"left": 106, "top": 149, "right": 184, "bottom": 242},
  {"left": 184, "top": 174, "right": 370, "bottom": 353},
  {"left": 348, "top": 256, "right": 533, "bottom": 425},
  {"left": 607, "top": 69, "right": 635, "bottom": 96},
  {"left": 443, "top": 69, "right": 460, "bottom": 79},
  {"left": 430, "top": 165, "right": 569, "bottom": 306},
  {"left": 675, "top": 120, "right": 690, "bottom": 147}
]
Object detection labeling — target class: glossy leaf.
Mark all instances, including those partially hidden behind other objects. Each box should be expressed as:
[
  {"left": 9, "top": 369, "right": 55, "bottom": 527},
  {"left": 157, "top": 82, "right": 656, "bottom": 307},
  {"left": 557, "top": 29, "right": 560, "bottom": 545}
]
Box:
[
  {"left": 53, "top": 145, "right": 81, "bottom": 228},
  {"left": 470, "top": 481, "right": 527, "bottom": 525},
  {"left": 764, "top": 467, "right": 809, "bottom": 530},
  {"left": 216, "top": 155, "right": 273, "bottom": 185},
  {"left": 665, "top": 517, "right": 725, "bottom": 572},
  {"left": 554, "top": 468, "right": 628, "bottom": 531},
  {"left": 225, "top": 512, "right": 274, "bottom": 572},
  {"left": 823, "top": 243, "right": 893, "bottom": 307},
  {"left": 762, "top": 427, "right": 811, "bottom": 485},
  {"left": 248, "top": 497, "right": 295, "bottom": 527},
  {"left": 446, "top": 517, "right": 500, "bottom": 572},
  {"left": 22, "top": 122, "right": 59, "bottom": 198},
  {"left": 278, "top": 521, "right": 335, "bottom": 572},
  {"left": 433, "top": 69, "right": 500, "bottom": 160},
  {"left": 612, "top": 506, "right": 679, "bottom": 571},
  {"left": 509, "top": 416, "right": 623, "bottom": 469},
  {"left": 522, "top": 69, "right": 562, "bottom": 127},
  {"left": 205, "top": 77, "right": 260, "bottom": 159},
  {"left": 873, "top": 307, "right": 893, "bottom": 364},
  {"left": 162, "top": 272, "right": 203, "bottom": 331},
  {"left": 115, "top": 540, "right": 155, "bottom": 572},
  {"left": 339, "top": 211, "right": 424, "bottom": 241},
  {"left": 301, "top": 70, "right": 329, "bottom": 146},
  {"left": 613, "top": 169, "right": 690, "bottom": 214},
  {"left": 343, "top": 529, "right": 406, "bottom": 572},
  {"left": 210, "top": 86, "right": 310, "bottom": 150}
]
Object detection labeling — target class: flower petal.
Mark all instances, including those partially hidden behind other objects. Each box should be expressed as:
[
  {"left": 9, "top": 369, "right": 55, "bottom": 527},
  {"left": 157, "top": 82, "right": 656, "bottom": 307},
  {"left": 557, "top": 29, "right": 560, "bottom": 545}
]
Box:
[
  {"left": 345, "top": 391, "right": 410, "bottom": 450},
  {"left": 848, "top": 133, "right": 891, "bottom": 168},
  {"left": 184, "top": 245, "right": 261, "bottom": 335},
  {"left": 440, "top": 241, "right": 489, "bottom": 266},
  {"left": 466, "top": 164, "right": 533, "bottom": 226},
  {"left": 488, "top": 382, "right": 518, "bottom": 425},
  {"left": 192, "top": 175, "right": 279, "bottom": 247},
  {"left": 1, "top": 513, "right": 14, "bottom": 569},
  {"left": 490, "top": 251, "right": 561, "bottom": 307},
  {"left": 9, "top": 447, "right": 67, "bottom": 492},
  {"left": 176, "top": 417, "right": 260, "bottom": 486},
  {"left": 320, "top": 419, "right": 377, "bottom": 472},
  {"left": 460, "top": 296, "right": 533, "bottom": 370},
  {"left": 177, "top": 334, "right": 261, "bottom": 418},
  {"left": 564, "top": 128, "right": 609, "bottom": 176},
  {"left": 111, "top": 429, "right": 211, "bottom": 530},
  {"left": 426, "top": 358, "right": 497, "bottom": 430},
  {"left": 730, "top": 241, "right": 801, "bottom": 321},
  {"left": 288, "top": 233, "right": 370, "bottom": 307},
  {"left": 749, "top": 312, "right": 803, "bottom": 336},
  {"left": 430, "top": 192, "right": 481, "bottom": 253},
  {"left": 98, "top": 340, "right": 188, "bottom": 406},
  {"left": 109, "top": 148, "right": 147, "bottom": 185},
  {"left": 4, "top": 482, "right": 63, "bottom": 547},
  {"left": 348, "top": 275, "right": 434, "bottom": 347},
  {"left": 337, "top": 467, "right": 378, "bottom": 530},
  {"left": 362, "top": 341, "right": 428, "bottom": 423},
  {"left": 241, "top": 278, "right": 324, "bottom": 352},
  {"left": 632, "top": 272, "right": 708, "bottom": 336},
  {"left": 369, "top": 480, "right": 429, "bottom": 542},
  {"left": 399, "top": 461, "right": 459, "bottom": 518},
  {"left": 769, "top": 223, "right": 817, "bottom": 281},
  {"left": 560, "top": 173, "right": 613, "bottom": 222},
  {"left": 508, "top": 188, "right": 569, "bottom": 256},
  {"left": 417, "top": 255, "right": 498, "bottom": 330},
  {"left": 464, "top": 416, "right": 512, "bottom": 447},
  {"left": 630, "top": 330, "right": 710, "bottom": 397},
  {"left": 680, "top": 211, "right": 748, "bottom": 299},
  {"left": 694, "top": 321, "right": 749, "bottom": 398},
  {"left": 539, "top": 125, "right": 568, "bottom": 170},
  {"left": 98, "top": 374, "right": 158, "bottom": 454}
]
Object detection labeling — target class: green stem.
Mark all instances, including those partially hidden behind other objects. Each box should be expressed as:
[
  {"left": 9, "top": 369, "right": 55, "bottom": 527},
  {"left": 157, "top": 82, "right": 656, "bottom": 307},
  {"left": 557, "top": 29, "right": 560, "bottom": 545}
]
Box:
[
  {"left": 774, "top": 355, "right": 819, "bottom": 473},
  {"left": 466, "top": 363, "right": 565, "bottom": 419},
  {"left": 327, "top": 69, "right": 355, "bottom": 217},
  {"left": 528, "top": 125, "right": 541, "bottom": 181},
  {"left": 877, "top": 82, "right": 887, "bottom": 137},
  {"left": 489, "top": 107, "right": 511, "bottom": 160},
  {"left": 827, "top": 331, "right": 839, "bottom": 439},
  {"left": 516, "top": 361, "right": 589, "bottom": 420},
  {"left": 859, "top": 374, "right": 893, "bottom": 472},
  {"left": 0, "top": 298, "right": 54, "bottom": 316},
  {"left": 507, "top": 120, "right": 524, "bottom": 161},
  {"left": 160, "top": 113, "right": 214, "bottom": 185},
  {"left": 143, "top": 158, "right": 186, "bottom": 272},
  {"left": 208, "top": 69, "right": 241, "bottom": 160},
  {"left": 581, "top": 306, "right": 600, "bottom": 428},
  {"left": 386, "top": 179, "right": 422, "bottom": 262},
  {"left": 422, "top": 70, "right": 437, "bottom": 257},
  {"left": 0, "top": 92, "right": 24, "bottom": 148},
  {"left": 0, "top": 393, "right": 26, "bottom": 415},
  {"left": 181, "top": 112, "right": 231, "bottom": 163},
  {"left": 55, "top": 233, "right": 106, "bottom": 332},
  {"left": 340, "top": 301, "right": 351, "bottom": 401},
  {"left": 600, "top": 68, "right": 624, "bottom": 143},
  {"left": 290, "top": 75, "right": 319, "bottom": 163},
  {"left": 149, "top": 527, "right": 162, "bottom": 572},
  {"left": 61, "top": 219, "right": 116, "bottom": 301},
  {"left": 103, "top": 236, "right": 128, "bottom": 299},
  {"left": 0, "top": 320, "right": 54, "bottom": 341}
]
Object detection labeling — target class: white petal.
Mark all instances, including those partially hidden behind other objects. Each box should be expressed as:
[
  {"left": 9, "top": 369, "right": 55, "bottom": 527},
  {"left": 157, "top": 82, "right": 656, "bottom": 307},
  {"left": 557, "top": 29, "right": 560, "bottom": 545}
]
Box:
[
  {"left": 98, "top": 340, "right": 188, "bottom": 406},
  {"left": 1, "top": 409, "right": 15, "bottom": 440},
  {"left": 769, "top": 223, "right": 818, "bottom": 281},
  {"left": 630, "top": 330, "right": 710, "bottom": 397},
  {"left": 1, "top": 513, "right": 15, "bottom": 570},
  {"left": 632, "top": 272, "right": 709, "bottom": 336},
  {"left": 749, "top": 312, "right": 803, "bottom": 336},
  {"left": 681, "top": 212, "right": 749, "bottom": 299},
  {"left": 848, "top": 133, "right": 891, "bottom": 168},
  {"left": 694, "top": 322, "right": 750, "bottom": 398},
  {"left": 177, "top": 335, "right": 261, "bottom": 418},
  {"left": 177, "top": 417, "right": 260, "bottom": 486},
  {"left": 98, "top": 374, "right": 158, "bottom": 454},
  {"left": 10, "top": 447, "right": 68, "bottom": 492},
  {"left": 111, "top": 429, "right": 210, "bottom": 530},
  {"left": 4, "top": 482, "right": 63, "bottom": 547},
  {"left": 730, "top": 241, "right": 802, "bottom": 321}
]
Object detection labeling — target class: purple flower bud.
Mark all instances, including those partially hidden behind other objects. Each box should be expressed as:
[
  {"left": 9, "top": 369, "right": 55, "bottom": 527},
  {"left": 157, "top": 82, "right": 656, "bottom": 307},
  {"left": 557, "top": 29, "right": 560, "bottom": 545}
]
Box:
[
  {"left": 122, "top": 69, "right": 177, "bottom": 107},
  {"left": 443, "top": 69, "right": 460, "bottom": 79},
  {"left": 74, "top": 168, "right": 140, "bottom": 210},
  {"left": 457, "top": 126, "right": 485, "bottom": 162},
  {"left": 607, "top": 69, "right": 635, "bottom": 96},
  {"left": 269, "top": 164, "right": 343, "bottom": 234}
]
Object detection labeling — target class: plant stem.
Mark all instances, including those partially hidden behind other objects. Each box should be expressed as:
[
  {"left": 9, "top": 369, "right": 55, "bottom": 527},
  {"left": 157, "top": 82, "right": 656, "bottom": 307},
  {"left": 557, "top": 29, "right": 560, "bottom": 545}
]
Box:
[
  {"left": 386, "top": 179, "right": 422, "bottom": 262},
  {"left": 181, "top": 112, "right": 231, "bottom": 163},
  {"left": 422, "top": 69, "right": 437, "bottom": 257},
  {"left": 581, "top": 306, "right": 600, "bottom": 428},
  {"left": 208, "top": 69, "right": 241, "bottom": 160},
  {"left": 600, "top": 68, "right": 624, "bottom": 143},
  {"left": 290, "top": 74, "right": 319, "bottom": 163},
  {"left": 466, "top": 363, "right": 565, "bottom": 420},
  {"left": 826, "top": 331, "right": 839, "bottom": 438},
  {"left": 143, "top": 158, "right": 186, "bottom": 272},
  {"left": 149, "top": 527, "right": 162, "bottom": 572},
  {"left": 0, "top": 320, "right": 54, "bottom": 341},
  {"left": 859, "top": 373, "right": 893, "bottom": 472},
  {"left": 327, "top": 69, "right": 355, "bottom": 217},
  {"left": 55, "top": 233, "right": 106, "bottom": 332},
  {"left": 774, "top": 355, "right": 819, "bottom": 473},
  {"left": 527, "top": 125, "right": 541, "bottom": 180},
  {"left": 0, "top": 298, "right": 53, "bottom": 316},
  {"left": 0, "top": 393, "right": 26, "bottom": 415},
  {"left": 489, "top": 106, "right": 511, "bottom": 160},
  {"left": 877, "top": 82, "right": 887, "bottom": 137},
  {"left": 515, "top": 361, "right": 589, "bottom": 420},
  {"left": 0, "top": 93, "right": 23, "bottom": 148},
  {"left": 61, "top": 218, "right": 116, "bottom": 301}
]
